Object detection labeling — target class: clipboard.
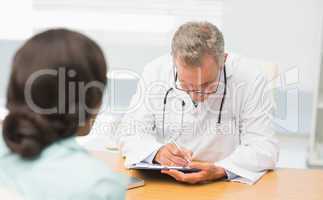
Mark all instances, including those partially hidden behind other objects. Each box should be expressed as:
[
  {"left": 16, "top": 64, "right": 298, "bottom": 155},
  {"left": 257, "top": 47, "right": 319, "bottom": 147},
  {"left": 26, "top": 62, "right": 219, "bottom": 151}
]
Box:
[{"left": 129, "top": 162, "right": 201, "bottom": 173}]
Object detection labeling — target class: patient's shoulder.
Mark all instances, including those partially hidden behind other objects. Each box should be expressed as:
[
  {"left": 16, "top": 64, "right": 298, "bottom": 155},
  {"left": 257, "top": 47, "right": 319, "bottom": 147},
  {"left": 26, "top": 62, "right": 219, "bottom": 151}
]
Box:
[{"left": 27, "top": 138, "right": 127, "bottom": 199}]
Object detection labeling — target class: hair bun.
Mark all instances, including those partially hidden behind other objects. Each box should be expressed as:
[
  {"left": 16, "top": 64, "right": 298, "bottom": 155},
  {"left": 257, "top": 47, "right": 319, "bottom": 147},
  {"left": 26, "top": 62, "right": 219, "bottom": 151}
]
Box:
[{"left": 2, "top": 106, "right": 55, "bottom": 159}]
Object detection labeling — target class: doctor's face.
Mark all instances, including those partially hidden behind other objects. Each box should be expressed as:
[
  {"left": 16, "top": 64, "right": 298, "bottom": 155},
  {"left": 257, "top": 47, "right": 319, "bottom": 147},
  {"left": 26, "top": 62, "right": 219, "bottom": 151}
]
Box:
[{"left": 175, "top": 54, "right": 225, "bottom": 102}]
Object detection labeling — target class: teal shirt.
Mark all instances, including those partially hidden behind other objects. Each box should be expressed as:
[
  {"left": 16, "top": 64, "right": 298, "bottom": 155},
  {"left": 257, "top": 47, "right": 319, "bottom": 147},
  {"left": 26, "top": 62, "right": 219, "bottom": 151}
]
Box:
[{"left": 0, "top": 135, "right": 127, "bottom": 200}]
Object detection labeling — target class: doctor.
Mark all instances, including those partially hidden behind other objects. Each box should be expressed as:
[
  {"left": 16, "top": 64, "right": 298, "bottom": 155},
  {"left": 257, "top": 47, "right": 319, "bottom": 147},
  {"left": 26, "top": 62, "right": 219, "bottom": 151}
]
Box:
[{"left": 117, "top": 21, "right": 279, "bottom": 184}]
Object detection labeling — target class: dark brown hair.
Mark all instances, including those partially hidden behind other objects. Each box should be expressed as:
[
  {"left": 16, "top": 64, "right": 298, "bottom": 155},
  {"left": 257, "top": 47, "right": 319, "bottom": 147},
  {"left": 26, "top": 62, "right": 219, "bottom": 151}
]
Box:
[{"left": 2, "top": 29, "right": 107, "bottom": 159}]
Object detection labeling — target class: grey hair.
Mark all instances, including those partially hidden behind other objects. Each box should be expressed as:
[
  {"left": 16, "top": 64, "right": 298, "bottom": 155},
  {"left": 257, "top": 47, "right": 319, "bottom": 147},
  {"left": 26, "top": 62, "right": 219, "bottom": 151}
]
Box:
[{"left": 171, "top": 21, "right": 225, "bottom": 66}]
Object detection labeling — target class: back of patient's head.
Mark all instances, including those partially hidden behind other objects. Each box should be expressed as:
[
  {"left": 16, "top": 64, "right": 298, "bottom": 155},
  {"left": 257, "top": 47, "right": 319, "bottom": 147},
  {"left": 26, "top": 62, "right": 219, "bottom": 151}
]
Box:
[{"left": 2, "top": 29, "right": 107, "bottom": 159}]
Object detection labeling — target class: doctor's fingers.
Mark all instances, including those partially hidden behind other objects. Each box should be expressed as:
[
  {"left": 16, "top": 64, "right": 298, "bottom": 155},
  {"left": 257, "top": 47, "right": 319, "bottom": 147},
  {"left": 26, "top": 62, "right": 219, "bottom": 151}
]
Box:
[
  {"left": 167, "top": 144, "right": 191, "bottom": 159},
  {"left": 161, "top": 149, "right": 187, "bottom": 166},
  {"left": 161, "top": 170, "right": 204, "bottom": 184},
  {"left": 158, "top": 156, "right": 177, "bottom": 166},
  {"left": 168, "top": 154, "right": 189, "bottom": 166},
  {"left": 166, "top": 147, "right": 190, "bottom": 165},
  {"left": 181, "top": 148, "right": 193, "bottom": 160},
  {"left": 188, "top": 162, "right": 209, "bottom": 170},
  {"left": 161, "top": 149, "right": 188, "bottom": 166}
]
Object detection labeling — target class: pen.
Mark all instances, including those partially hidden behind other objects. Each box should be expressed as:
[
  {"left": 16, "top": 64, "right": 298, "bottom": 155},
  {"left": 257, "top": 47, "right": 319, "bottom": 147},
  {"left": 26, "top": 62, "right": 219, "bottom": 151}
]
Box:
[{"left": 172, "top": 141, "right": 192, "bottom": 165}]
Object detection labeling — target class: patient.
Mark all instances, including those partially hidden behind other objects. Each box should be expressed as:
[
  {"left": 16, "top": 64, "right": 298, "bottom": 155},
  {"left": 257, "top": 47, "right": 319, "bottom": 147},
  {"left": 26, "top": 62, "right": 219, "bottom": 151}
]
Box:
[{"left": 0, "top": 29, "right": 127, "bottom": 199}]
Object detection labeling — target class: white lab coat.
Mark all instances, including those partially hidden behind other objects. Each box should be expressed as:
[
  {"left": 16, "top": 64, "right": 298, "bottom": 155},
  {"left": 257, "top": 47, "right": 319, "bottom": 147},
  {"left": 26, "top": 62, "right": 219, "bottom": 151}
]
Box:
[{"left": 116, "top": 53, "right": 279, "bottom": 184}]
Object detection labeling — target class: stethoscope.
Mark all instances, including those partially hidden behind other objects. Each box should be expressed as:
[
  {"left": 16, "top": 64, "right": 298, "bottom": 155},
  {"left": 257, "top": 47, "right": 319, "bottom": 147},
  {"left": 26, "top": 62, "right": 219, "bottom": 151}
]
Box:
[{"left": 161, "top": 65, "right": 227, "bottom": 137}]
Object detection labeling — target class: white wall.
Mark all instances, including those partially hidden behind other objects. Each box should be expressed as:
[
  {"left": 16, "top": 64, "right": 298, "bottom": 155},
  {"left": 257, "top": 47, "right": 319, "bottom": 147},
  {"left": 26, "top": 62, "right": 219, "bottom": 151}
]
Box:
[
  {"left": 222, "top": 0, "right": 323, "bottom": 134},
  {"left": 223, "top": 0, "right": 323, "bottom": 92}
]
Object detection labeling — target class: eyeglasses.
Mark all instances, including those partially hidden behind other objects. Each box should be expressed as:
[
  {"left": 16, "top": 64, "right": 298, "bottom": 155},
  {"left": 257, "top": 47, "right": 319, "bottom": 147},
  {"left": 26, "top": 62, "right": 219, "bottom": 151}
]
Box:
[
  {"left": 173, "top": 64, "right": 222, "bottom": 95},
  {"left": 161, "top": 64, "right": 227, "bottom": 137}
]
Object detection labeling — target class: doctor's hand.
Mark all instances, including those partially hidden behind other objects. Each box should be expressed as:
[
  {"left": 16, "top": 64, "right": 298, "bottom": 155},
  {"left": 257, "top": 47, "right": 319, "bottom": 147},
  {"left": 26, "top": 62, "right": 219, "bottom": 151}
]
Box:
[
  {"left": 161, "top": 162, "right": 226, "bottom": 184},
  {"left": 153, "top": 143, "right": 192, "bottom": 167}
]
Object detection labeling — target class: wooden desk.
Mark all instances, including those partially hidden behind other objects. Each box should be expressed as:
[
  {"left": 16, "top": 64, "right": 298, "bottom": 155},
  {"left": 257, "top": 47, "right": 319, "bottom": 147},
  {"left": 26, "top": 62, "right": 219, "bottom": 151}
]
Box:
[{"left": 92, "top": 151, "right": 323, "bottom": 200}]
